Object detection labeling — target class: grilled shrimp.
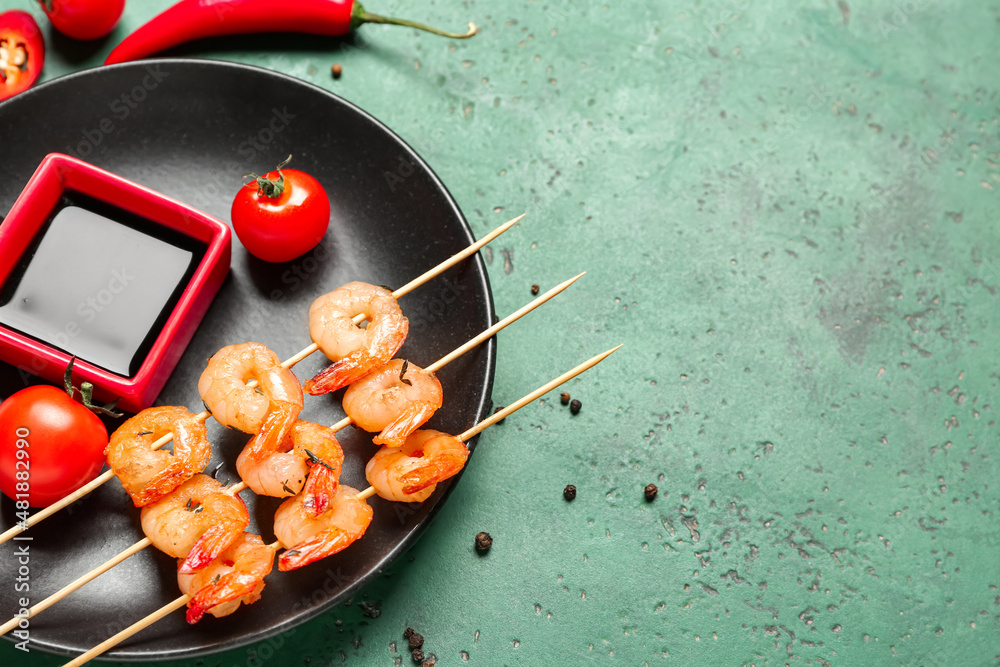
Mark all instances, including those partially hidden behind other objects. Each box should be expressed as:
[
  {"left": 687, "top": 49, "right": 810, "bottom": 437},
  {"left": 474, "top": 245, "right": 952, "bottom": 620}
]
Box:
[
  {"left": 236, "top": 420, "right": 344, "bottom": 514},
  {"left": 197, "top": 342, "right": 304, "bottom": 438},
  {"left": 140, "top": 474, "right": 249, "bottom": 573},
  {"left": 341, "top": 359, "right": 443, "bottom": 448},
  {"left": 304, "top": 282, "right": 408, "bottom": 394},
  {"left": 273, "top": 485, "right": 373, "bottom": 571},
  {"left": 106, "top": 406, "right": 211, "bottom": 506},
  {"left": 364, "top": 430, "right": 469, "bottom": 503},
  {"left": 178, "top": 533, "right": 275, "bottom": 624}
]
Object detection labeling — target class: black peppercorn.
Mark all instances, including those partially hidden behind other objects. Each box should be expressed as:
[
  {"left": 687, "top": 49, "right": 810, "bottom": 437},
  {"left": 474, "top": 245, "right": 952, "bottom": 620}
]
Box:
[
  {"left": 404, "top": 627, "right": 414, "bottom": 639},
  {"left": 409, "top": 632, "right": 424, "bottom": 649},
  {"left": 475, "top": 531, "right": 493, "bottom": 552},
  {"left": 569, "top": 398, "right": 582, "bottom": 415},
  {"left": 644, "top": 483, "right": 658, "bottom": 501},
  {"left": 421, "top": 659, "right": 436, "bottom": 667},
  {"left": 563, "top": 484, "right": 577, "bottom": 500},
  {"left": 560, "top": 391, "right": 570, "bottom": 405},
  {"left": 531, "top": 283, "right": 540, "bottom": 294},
  {"left": 411, "top": 648, "right": 425, "bottom": 662}
]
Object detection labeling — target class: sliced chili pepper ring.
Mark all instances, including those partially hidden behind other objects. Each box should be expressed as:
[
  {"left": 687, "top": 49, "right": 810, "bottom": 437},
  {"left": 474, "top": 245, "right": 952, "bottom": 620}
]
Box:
[{"left": 0, "top": 10, "right": 44, "bottom": 101}]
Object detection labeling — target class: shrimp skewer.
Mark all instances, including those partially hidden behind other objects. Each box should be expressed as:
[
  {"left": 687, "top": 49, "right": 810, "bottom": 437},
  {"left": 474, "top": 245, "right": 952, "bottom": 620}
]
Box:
[
  {"left": 236, "top": 419, "right": 344, "bottom": 512},
  {"left": 198, "top": 342, "right": 304, "bottom": 436},
  {"left": 304, "top": 282, "right": 409, "bottom": 394},
  {"left": 178, "top": 533, "right": 276, "bottom": 624},
  {"left": 357, "top": 345, "right": 624, "bottom": 503},
  {"left": 365, "top": 430, "right": 468, "bottom": 502},
  {"left": 105, "top": 406, "right": 212, "bottom": 507},
  {"left": 1, "top": 277, "right": 583, "bottom": 639},
  {"left": 272, "top": 485, "right": 373, "bottom": 571},
  {"left": 58, "top": 345, "right": 621, "bottom": 665},
  {"left": 0, "top": 214, "right": 522, "bottom": 546},
  {"left": 334, "top": 273, "right": 586, "bottom": 442},
  {"left": 140, "top": 474, "right": 250, "bottom": 573},
  {"left": 341, "top": 359, "right": 443, "bottom": 448},
  {"left": 237, "top": 274, "right": 584, "bottom": 505}
]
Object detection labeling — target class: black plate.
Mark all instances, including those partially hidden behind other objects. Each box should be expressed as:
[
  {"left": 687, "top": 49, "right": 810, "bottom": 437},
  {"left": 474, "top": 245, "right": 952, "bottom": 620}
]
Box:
[{"left": 0, "top": 60, "right": 494, "bottom": 661}]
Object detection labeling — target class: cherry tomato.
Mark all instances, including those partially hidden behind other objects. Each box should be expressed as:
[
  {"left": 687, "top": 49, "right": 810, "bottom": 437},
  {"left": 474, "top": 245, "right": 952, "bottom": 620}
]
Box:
[
  {"left": 38, "top": 0, "right": 125, "bottom": 41},
  {"left": 231, "top": 159, "right": 331, "bottom": 263},
  {"left": 0, "top": 385, "right": 108, "bottom": 508},
  {"left": 0, "top": 10, "right": 44, "bottom": 102}
]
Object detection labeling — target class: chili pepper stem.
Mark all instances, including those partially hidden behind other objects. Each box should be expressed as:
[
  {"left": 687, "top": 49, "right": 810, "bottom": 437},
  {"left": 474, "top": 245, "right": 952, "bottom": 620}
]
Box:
[{"left": 351, "top": 2, "right": 478, "bottom": 39}]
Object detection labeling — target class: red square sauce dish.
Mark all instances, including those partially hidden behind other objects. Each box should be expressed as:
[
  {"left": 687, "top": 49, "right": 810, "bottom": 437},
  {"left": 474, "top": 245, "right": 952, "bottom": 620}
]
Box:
[{"left": 0, "top": 153, "right": 231, "bottom": 412}]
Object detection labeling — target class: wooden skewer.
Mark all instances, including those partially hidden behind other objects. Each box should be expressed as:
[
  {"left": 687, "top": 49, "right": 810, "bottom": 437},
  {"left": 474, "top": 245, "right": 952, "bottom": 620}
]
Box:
[
  {"left": 0, "top": 480, "right": 251, "bottom": 638},
  {"left": 61, "top": 594, "right": 192, "bottom": 667},
  {"left": 456, "top": 344, "right": 623, "bottom": 440},
  {"left": 63, "top": 540, "right": 286, "bottom": 667},
  {"left": 0, "top": 214, "right": 524, "bottom": 546},
  {"left": 2, "top": 273, "right": 578, "bottom": 635},
  {"left": 325, "top": 272, "right": 585, "bottom": 431},
  {"left": 354, "top": 343, "right": 623, "bottom": 502},
  {"left": 60, "top": 345, "right": 621, "bottom": 665},
  {"left": 0, "top": 538, "right": 152, "bottom": 637},
  {"left": 65, "top": 345, "right": 623, "bottom": 663},
  {"left": 277, "top": 212, "right": 525, "bottom": 370}
]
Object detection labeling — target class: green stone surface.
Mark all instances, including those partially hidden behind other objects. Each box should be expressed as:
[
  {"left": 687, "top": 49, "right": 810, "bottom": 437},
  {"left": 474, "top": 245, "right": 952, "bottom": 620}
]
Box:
[{"left": 2, "top": 0, "right": 999, "bottom": 665}]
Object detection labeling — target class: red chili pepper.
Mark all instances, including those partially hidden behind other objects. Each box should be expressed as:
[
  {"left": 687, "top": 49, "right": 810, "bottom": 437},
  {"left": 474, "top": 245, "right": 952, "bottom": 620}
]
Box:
[
  {"left": 0, "top": 10, "right": 44, "bottom": 101},
  {"left": 104, "top": 0, "right": 477, "bottom": 66}
]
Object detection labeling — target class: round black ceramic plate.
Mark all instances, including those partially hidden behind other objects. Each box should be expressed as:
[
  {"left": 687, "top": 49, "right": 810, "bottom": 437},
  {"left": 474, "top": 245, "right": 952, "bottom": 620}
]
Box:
[{"left": 0, "top": 60, "right": 494, "bottom": 661}]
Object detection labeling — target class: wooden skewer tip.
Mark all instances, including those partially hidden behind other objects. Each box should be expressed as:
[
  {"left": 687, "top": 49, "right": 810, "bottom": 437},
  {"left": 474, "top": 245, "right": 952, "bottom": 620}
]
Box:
[{"left": 459, "top": 344, "right": 622, "bottom": 441}]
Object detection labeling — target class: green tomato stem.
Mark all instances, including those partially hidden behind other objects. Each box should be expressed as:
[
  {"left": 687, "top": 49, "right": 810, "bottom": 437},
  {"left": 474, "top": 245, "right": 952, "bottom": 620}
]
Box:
[
  {"left": 351, "top": 2, "right": 478, "bottom": 39},
  {"left": 60, "top": 356, "right": 123, "bottom": 417},
  {"left": 242, "top": 154, "right": 293, "bottom": 199}
]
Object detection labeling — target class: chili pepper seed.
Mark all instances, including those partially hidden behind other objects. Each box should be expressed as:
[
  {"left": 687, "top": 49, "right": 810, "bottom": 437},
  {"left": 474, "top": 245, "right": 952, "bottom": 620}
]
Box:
[
  {"left": 564, "top": 484, "right": 577, "bottom": 501},
  {"left": 644, "top": 483, "right": 658, "bottom": 501},
  {"left": 560, "top": 391, "right": 570, "bottom": 405},
  {"left": 331, "top": 63, "right": 343, "bottom": 78},
  {"left": 475, "top": 531, "right": 493, "bottom": 552},
  {"left": 569, "top": 398, "right": 582, "bottom": 415}
]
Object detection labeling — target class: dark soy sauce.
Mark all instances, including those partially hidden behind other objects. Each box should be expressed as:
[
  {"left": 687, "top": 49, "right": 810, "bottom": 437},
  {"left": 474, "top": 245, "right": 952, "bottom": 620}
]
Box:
[{"left": 0, "top": 191, "right": 207, "bottom": 377}]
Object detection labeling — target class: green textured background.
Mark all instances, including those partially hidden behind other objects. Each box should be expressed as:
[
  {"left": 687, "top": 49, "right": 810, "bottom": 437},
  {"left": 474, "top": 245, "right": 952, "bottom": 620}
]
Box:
[{"left": 2, "top": 0, "right": 1000, "bottom": 664}]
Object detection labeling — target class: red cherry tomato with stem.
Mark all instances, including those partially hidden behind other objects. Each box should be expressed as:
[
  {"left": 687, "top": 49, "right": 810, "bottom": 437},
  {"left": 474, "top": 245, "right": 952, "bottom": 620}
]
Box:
[
  {"left": 231, "top": 155, "right": 331, "bottom": 263},
  {"left": 0, "top": 10, "right": 45, "bottom": 101},
  {"left": 38, "top": 0, "right": 125, "bottom": 41},
  {"left": 0, "top": 359, "right": 121, "bottom": 508}
]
